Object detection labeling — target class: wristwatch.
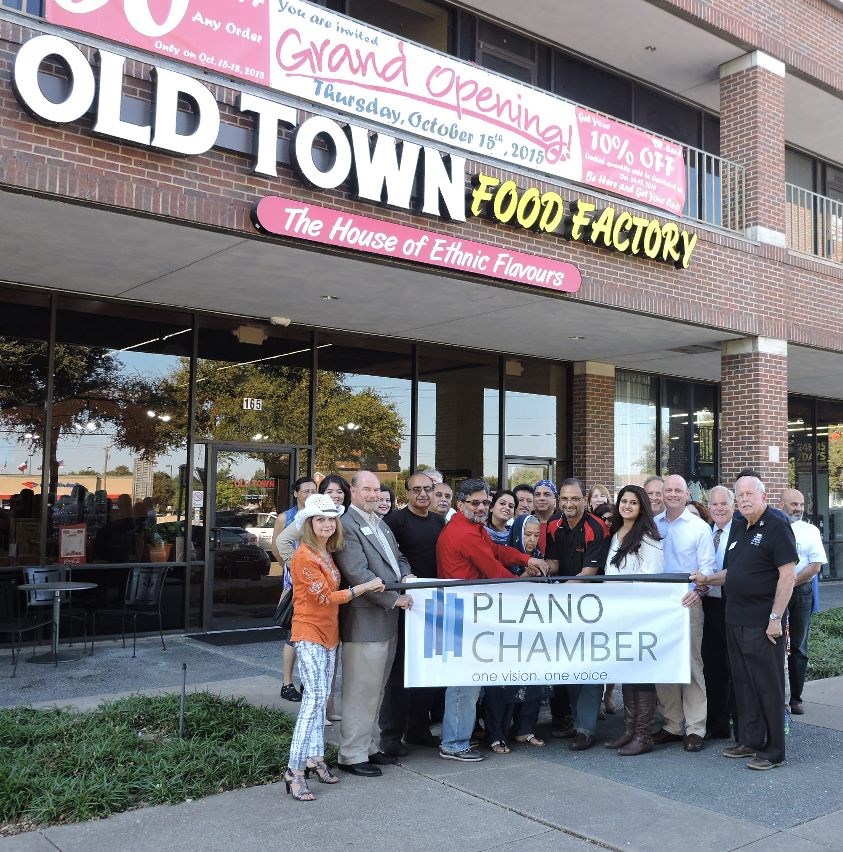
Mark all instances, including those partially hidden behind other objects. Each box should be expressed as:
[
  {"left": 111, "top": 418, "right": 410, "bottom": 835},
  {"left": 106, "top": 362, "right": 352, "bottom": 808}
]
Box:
[{"left": 769, "top": 612, "right": 781, "bottom": 621}]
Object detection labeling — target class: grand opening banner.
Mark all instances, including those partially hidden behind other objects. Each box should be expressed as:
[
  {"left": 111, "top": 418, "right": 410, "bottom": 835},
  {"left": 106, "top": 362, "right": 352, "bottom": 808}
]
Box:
[
  {"left": 404, "top": 582, "right": 690, "bottom": 687},
  {"left": 45, "top": 0, "right": 687, "bottom": 215}
]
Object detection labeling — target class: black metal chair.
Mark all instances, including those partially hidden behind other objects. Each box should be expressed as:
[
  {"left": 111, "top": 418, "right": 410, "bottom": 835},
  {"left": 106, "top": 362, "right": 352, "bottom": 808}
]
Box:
[
  {"left": 0, "top": 576, "right": 56, "bottom": 676},
  {"left": 91, "top": 565, "right": 171, "bottom": 658},
  {"left": 21, "top": 566, "right": 88, "bottom": 653}
]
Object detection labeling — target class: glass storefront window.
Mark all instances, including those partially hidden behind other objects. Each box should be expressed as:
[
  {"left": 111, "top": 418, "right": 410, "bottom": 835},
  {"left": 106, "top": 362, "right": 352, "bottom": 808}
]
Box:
[
  {"left": 418, "top": 347, "right": 500, "bottom": 487},
  {"left": 692, "top": 384, "right": 717, "bottom": 496},
  {"left": 48, "top": 298, "right": 192, "bottom": 569},
  {"left": 614, "top": 371, "right": 657, "bottom": 491},
  {"left": 788, "top": 396, "right": 815, "bottom": 508},
  {"left": 504, "top": 358, "right": 564, "bottom": 487},
  {"left": 0, "top": 288, "right": 50, "bottom": 567},
  {"left": 816, "top": 399, "right": 843, "bottom": 579},
  {"left": 316, "top": 333, "right": 412, "bottom": 493}
]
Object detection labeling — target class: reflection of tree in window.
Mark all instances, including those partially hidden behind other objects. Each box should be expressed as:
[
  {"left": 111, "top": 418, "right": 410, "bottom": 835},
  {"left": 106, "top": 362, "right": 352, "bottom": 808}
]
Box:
[
  {"left": 156, "top": 359, "right": 403, "bottom": 472},
  {"left": 0, "top": 340, "right": 165, "bottom": 499}
]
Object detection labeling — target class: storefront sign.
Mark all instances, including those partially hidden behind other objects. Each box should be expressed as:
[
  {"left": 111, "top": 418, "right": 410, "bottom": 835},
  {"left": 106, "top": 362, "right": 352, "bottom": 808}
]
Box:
[
  {"left": 45, "top": 0, "right": 687, "bottom": 214},
  {"left": 404, "top": 581, "right": 690, "bottom": 687},
  {"left": 471, "top": 177, "right": 699, "bottom": 269},
  {"left": 253, "top": 196, "right": 581, "bottom": 293},
  {"left": 11, "top": 34, "right": 694, "bottom": 270}
]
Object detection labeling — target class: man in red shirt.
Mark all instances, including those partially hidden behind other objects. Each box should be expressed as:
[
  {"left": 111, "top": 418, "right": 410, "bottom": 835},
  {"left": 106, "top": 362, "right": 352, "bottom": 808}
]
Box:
[{"left": 436, "top": 478, "right": 549, "bottom": 761}]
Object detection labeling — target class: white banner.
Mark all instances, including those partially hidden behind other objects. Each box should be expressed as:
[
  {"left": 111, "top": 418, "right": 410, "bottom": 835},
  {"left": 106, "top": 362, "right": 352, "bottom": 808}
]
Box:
[{"left": 404, "top": 581, "right": 690, "bottom": 687}]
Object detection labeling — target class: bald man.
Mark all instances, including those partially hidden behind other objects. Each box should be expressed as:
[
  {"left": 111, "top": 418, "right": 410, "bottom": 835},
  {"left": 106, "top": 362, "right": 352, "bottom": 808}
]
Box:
[
  {"left": 652, "top": 474, "right": 717, "bottom": 752},
  {"left": 780, "top": 488, "right": 827, "bottom": 715}
]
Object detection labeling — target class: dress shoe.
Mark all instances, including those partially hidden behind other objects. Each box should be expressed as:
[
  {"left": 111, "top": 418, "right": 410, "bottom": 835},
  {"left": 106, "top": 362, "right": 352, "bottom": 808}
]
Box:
[
  {"left": 652, "top": 728, "right": 683, "bottom": 746},
  {"left": 338, "top": 762, "right": 382, "bottom": 777},
  {"left": 380, "top": 741, "right": 410, "bottom": 757},
  {"left": 404, "top": 730, "right": 440, "bottom": 748},
  {"left": 368, "top": 751, "right": 398, "bottom": 765},
  {"left": 723, "top": 744, "right": 756, "bottom": 759},
  {"left": 568, "top": 732, "right": 596, "bottom": 751},
  {"left": 683, "top": 734, "right": 704, "bottom": 752},
  {"left": 789, "top": 701, "right": 805, "bottom": 715}
]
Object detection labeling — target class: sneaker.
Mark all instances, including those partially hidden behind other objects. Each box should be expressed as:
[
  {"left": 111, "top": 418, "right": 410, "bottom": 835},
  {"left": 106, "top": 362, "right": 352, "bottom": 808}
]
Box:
[
  {"left": 439, "top": 747, "right": 484, "bottom": 762},
  {"left": 280, "top": 683, "right": 303, "bottom": 702},
  {"left": 746, "top": 756, "right": 783, "bottom": 771},
  {"left": 723, "top": 744, "right": 756, "bottom": 759}
]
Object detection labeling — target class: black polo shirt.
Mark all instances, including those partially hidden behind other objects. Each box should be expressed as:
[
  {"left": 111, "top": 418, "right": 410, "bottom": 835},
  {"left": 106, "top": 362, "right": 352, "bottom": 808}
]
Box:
[
  {"left": 547, "top": 512, "right": 610, "bottom": 576},
  {"left": 723, "top": 508, "right": 797, "bottom": 628},
  {"left": 385, "top": 507, "right": 445, "bottom": 578}
]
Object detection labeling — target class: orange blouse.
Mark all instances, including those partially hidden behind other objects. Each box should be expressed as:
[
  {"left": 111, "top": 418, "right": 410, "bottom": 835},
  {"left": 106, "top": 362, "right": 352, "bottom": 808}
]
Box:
[{"left": 289, "top": 543, "right": 352, "bottom": 649}]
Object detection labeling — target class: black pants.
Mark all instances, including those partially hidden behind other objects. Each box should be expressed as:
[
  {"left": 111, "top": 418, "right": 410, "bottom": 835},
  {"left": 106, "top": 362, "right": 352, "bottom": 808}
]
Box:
[
  {"left": 549, "top": 685, "right": 572, "bottom": 722},
  {"left": 379, "top": 611, "right": 444, "bottom": 742},
  {"left": 726, "top": 623, "right": 786, "bottom": 764},
  {"left": 701, "top": 596, "right": 735, "bottom": 735},
  {"left": 483, "top": 687, "right": 542, "bottom": 744}
]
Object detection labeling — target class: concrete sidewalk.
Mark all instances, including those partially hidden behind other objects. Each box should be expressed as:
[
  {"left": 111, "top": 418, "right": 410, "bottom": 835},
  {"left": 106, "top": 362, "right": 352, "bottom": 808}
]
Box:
[{"left": 2, "top": 633, "right": 842, "bottom": 852}]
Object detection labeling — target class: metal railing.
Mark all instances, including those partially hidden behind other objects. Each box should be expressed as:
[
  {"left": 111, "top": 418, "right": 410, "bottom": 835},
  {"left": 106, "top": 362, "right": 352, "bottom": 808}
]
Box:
[
  {"left": 786, "top": 183, "right": 843, "bottom": 262},
  {"left": 684, "top": 145, "right": 745, "bottom": 233}
]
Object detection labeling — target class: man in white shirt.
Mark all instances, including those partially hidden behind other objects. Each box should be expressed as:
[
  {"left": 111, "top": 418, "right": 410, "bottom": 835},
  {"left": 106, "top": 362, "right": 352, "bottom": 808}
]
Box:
[
  {"left": 702, "top": 485, "right": 734, "bottom": 739},
  {"left": 780, "top": 488, "right": 827, "bottom": 715},
  {"left": 652, "top": 474, "right": 717, "bottom": 752}
]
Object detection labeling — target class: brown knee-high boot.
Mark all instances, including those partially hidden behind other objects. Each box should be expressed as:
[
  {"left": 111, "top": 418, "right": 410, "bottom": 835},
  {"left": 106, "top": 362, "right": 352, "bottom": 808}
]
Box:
[
  {"left": 617, "top": 689, "right": 656, "bottom": 756},
  {"left": 605, "top": 684, "right": 635, "bottom": 749}
]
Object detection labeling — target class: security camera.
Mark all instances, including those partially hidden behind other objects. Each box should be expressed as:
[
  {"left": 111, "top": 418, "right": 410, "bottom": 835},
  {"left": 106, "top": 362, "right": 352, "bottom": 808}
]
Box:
[{"left": 269, "top": 316, "right": 291, "bottom": 327}]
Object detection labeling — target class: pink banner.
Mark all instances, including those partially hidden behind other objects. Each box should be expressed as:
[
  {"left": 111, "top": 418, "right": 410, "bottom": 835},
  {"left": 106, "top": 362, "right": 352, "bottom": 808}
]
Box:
[
  {"left": 44, "top": 1, "right": 687, "bottom": 216},
  {"left": 253, "top": 197, "right": 581, "bottom": 293},
  {"left": 46, "top": 1, "right": 271, "bottom": 83},
  {"left": 575, "top": 110, "right": 686, "bottom": 214}
]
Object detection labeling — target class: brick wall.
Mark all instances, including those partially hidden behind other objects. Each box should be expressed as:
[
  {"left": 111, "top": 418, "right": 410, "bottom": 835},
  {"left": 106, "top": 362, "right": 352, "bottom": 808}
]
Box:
[
  {"left": 720, "top": 59, "right": 786, "bottom": 239},
  {"left": 572, "top": 365, "right": 615, "bottom": 491},
  {"left": 720, "top": 341, "right": 789, "bottom": 498},
  {"left": 663, "top": 0, "right": 843, "bottom": 96}
]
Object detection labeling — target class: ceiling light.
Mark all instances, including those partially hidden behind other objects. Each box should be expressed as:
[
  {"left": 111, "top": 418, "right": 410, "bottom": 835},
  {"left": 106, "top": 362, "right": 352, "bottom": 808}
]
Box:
[
  {"left": 569, "top": 335, "right": 585, "bottom": 340},
  {"left": 645, "top": 45, "right": 657, "bottom": 51},
  {"left": 321, "top": 295, "right": 340, "bottom": 301}
]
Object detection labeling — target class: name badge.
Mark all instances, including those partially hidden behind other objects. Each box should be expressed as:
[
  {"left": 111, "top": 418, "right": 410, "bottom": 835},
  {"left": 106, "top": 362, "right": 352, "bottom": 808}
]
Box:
[{"left": 361, "top": 526, "right": 372, "bottom": 536}]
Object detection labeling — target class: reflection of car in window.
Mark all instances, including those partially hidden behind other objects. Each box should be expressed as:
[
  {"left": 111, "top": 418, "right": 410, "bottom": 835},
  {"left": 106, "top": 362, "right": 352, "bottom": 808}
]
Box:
[{"left": 245, "top": 512, "right": 277, "bottom": 553}]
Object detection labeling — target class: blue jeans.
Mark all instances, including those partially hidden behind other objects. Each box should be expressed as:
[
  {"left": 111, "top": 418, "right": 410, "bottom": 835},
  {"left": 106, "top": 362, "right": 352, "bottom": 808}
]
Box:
[
  {"left": 441, "top": 685, "right": 482, "bottom": 753},
  {"left": 787, "top": 584, "right": 813, "bottom": 703},
  {"left": 567, "top": 684, "right": 603, "bottom": 735}
]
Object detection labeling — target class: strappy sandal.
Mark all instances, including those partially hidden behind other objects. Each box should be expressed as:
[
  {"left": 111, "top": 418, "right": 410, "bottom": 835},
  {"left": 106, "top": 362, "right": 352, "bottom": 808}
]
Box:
[
  {"left": 305, "top": 759, "right": 340, "bottom": 784},
  {"left": 490, "top": 740, "right": 511, "bottom": 754},
  {"left": 284, "top": 768, "right": 315, "bottom": 801},
  {"left": 515, "top": 733, "right": 546, "bottom": 747}
]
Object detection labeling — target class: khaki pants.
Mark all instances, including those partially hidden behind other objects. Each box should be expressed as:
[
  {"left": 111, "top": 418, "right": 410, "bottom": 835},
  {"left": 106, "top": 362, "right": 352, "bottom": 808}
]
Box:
[
  {"left": 338, "top": 638, "right": 396, "bottom": 765},
  {"left": 657, "top": 603, "right": 707, "bottom": 737}
]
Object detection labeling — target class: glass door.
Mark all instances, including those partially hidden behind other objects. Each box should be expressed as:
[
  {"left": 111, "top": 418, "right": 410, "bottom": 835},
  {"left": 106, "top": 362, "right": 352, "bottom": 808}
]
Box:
[
  {"left": 505, "top": 457, "right": 555, "bottom": 490},
  {"left": 200, "top": 442, "right": 306, "bottom": 630}
]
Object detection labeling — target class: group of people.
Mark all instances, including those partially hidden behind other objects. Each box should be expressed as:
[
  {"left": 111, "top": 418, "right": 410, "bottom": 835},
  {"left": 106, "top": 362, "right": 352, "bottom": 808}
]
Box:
[{"left": 278, "top": 466, "right": 825, "bottom": 800}]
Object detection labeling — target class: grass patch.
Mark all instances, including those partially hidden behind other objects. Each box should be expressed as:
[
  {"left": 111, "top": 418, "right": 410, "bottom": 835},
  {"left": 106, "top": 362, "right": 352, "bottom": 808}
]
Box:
[
  {"left": 0, "top": 692, "right": 329, "bottom": 834},
  {"left": 807, "top": 607, "right": 843, "bottom": 680}
]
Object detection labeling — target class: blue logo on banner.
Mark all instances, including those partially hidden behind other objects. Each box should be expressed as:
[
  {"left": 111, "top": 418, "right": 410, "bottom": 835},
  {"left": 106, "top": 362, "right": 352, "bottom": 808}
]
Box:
[{"left": 424, "top": 586, "right": 464, "bottom": 659}]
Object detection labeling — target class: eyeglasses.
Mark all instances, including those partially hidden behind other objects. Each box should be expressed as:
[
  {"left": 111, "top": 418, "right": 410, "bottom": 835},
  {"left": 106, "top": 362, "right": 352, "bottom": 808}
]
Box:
[
  {"left": 410, "top": 485, "right": 434, "bottom": 494},
  {"left": 463, "top": 499, "right": 492, "bottom": 507}
]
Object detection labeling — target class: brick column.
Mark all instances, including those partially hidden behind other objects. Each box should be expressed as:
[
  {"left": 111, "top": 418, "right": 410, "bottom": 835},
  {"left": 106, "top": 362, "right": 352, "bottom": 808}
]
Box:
[
  {"left": 719, "top": 51, "right": 786, "bottom": 246},
  {"left": 720, "top": 337, "right": 788, "bottom": 497},
  {"left": 572, "top": 362, "right": 615, "bottom": 492}
]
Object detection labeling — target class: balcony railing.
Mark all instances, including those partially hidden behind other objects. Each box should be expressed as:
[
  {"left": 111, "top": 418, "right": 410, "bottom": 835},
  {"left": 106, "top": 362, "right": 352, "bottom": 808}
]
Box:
[
  {"left": 786, "top": 183, "right": 843, "bottom": 262},
  {"left": 684, "top": 145, "right": 745, "bottom": 233}
]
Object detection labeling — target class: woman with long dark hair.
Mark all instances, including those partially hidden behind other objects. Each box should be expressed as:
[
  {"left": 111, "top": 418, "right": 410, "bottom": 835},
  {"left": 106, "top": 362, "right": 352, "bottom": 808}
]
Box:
[
  {"left": 484, "top": 490, "right": 516, "bottom": 545},
  {"left": 604, "top": 484, "right": 664, "bottom": 756}
]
